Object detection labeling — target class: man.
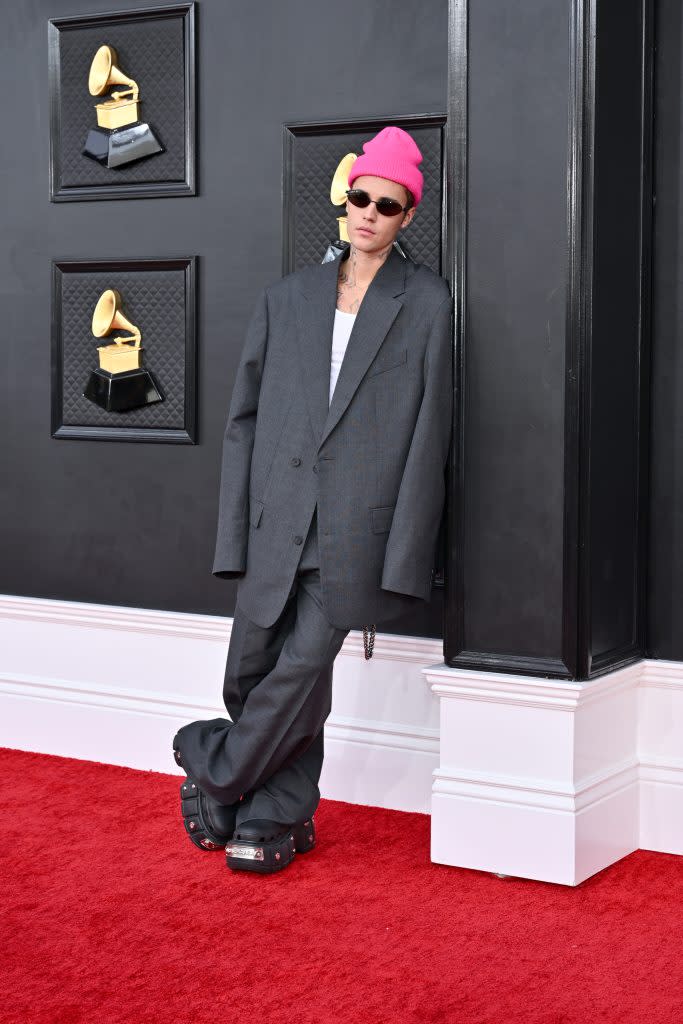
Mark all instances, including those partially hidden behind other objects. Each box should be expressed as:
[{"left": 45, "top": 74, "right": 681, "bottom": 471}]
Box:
[{"left": 173, "top": 126, "right": 453, "bottom": 874}]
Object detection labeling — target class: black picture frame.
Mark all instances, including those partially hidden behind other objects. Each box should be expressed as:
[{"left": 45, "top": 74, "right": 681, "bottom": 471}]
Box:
[
  {"left": 283, "top": 113, "right": 448, "bottom": 594},
  {"left": 282, "top": 113, "right": 448, "bottom": 277},
  {"left": 48, "top": 2, "right": 196, "bottom": 201},
  {"left": 51, "top": 256, "right": 198, "bottom": 443}
]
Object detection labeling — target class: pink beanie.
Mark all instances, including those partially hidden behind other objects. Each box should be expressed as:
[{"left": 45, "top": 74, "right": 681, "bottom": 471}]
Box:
[{"left": 347, "top": 126, "right": 424, "bottom": 207}]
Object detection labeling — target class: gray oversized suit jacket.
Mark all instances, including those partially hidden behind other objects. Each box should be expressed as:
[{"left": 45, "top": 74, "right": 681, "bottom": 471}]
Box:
[{"left": 212, "top": 244, "right": 453, "bottom": 630}]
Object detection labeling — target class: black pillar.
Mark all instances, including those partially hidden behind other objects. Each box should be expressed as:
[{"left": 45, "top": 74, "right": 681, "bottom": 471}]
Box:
[{"left": 444, "top": 0, "right": 654, "bottom": 679}]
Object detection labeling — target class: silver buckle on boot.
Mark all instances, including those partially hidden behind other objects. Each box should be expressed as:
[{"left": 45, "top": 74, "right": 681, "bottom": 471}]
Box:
[{"left": 225, "top": 843, "right": 265, "bottom": 861}]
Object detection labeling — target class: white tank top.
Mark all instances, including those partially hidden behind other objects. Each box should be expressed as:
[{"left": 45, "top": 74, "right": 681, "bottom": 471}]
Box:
[{"left": 329, "top": 307, "right": 357, "bottom": 406}]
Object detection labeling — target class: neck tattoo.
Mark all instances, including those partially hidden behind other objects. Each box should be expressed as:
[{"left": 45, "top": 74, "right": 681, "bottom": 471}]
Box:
[{"left": 337, "top": 244, "right": 391, "bottom": 313}]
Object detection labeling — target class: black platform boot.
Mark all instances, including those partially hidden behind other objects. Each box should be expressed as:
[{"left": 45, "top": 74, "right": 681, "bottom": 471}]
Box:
[
  {"left": 292, "top": 816, "right": 316, "bottom": 855},
  {"left": 175, "top": 741, "right": 241, "bottom": 851},
  {"left": 226, "top": 819, "right": 295, "bottom": 873},
  {"left": 179, "top": 778, "right": 240, "bottom": 852},
  {"left": 225, "top": 815, "right": 317, "bottom": 873}
]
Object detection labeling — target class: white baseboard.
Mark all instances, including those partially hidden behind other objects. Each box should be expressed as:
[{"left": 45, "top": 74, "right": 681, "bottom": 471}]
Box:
[
  {"left": 639, "top": 659, "right": 683, "bottom": 855},
  {"left": 424, "top": 660, "right": 683, "bottom": 885},
  {"left": 1, "top": 594, "right": 681, "bottom": 884},
  {"left": 0, "top": 595, "right": 441, "bottom": 814}
]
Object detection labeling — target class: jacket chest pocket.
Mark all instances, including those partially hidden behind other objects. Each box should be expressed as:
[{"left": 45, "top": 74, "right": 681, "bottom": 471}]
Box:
[
  {"left": 369, "top": 504, "right": 395, "bottom": 533},
  {"left": 367, "top": 347, "right": 408, "bottom": 378},
  {"left": 249, "top": 494, "right": 264, "bottom": 528}
]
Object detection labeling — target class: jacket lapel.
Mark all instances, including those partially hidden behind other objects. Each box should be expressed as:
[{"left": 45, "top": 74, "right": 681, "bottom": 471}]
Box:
[{"left": 295, "top": 245, "right": 407, "bottom": 452}]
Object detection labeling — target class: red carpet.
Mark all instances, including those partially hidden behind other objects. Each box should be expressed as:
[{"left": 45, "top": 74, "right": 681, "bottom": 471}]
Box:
[{"left": 0, "top": 747, "right": 681, "bottom": 1024}]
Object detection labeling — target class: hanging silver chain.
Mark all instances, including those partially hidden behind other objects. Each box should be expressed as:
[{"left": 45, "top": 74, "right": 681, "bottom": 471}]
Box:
[{"left": 362, "top": 623, "right": 376, "bottom": 659}]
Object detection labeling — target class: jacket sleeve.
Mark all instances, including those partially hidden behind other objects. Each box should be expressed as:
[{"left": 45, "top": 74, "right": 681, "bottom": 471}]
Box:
[
  {"left": 212, "top": 287, "right": 269, "bottom": 578},
  {"left": 380, "top": 294, "right": 454, "bottom": 600}
]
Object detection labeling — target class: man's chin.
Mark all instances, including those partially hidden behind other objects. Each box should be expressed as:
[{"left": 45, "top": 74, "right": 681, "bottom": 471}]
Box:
[{"left": 350, "top": 233, "right": 390, "bottom": 254}]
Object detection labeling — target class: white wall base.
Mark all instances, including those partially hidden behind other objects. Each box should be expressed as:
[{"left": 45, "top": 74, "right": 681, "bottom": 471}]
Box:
[
  {"left": 0, "top": 595, "right": 441, "bottom": 814},
  {"left": 639, "top": 660, "right": 683, "bottom": 855},
  {"left": 1, "top": 595, "right": 681, "bottom": 885},
  {"left": 423, "top": 661, "right": 683, "bottom": 885}
]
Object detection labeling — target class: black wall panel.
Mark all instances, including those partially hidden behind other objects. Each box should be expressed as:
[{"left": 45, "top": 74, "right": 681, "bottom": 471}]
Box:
[{"left": 462, "top": 1, "right": 570, "bottom": 662}]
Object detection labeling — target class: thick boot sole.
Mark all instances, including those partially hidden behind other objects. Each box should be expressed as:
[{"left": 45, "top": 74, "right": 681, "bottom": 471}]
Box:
[
  {"left": 180, "top": 779, "right": 236, "bottom": 852},
  {"left": 226, "top": 824, "right": 296, "bottom": 874},
  {"left": 291, "top": 816, "right": 316, "bottom": 854},
  {"left": 225, "top": 815, "right": 317, "bottom": 873}
]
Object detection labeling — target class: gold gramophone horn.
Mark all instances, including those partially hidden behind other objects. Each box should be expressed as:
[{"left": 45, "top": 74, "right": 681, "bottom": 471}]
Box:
[
  {"left": 88, "top": 44, "right": 139, "bottom": 101},
  {"left": 92, "top": 289, "right": 141, "bottom": 348},
  {"left": 330, "top": 153, "right": 358, "bottom": 243},
  {"left": 330, "top": 153, "right": 358, "bottom": 205}
]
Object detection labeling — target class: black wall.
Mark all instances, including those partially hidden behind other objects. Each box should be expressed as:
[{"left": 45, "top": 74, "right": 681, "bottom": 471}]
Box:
[
  {"left": 1, "top": 0, "right": 449, "bottom": 636},
  {"left": 3, "top": 0, "right": 683, "bottom": 664}
]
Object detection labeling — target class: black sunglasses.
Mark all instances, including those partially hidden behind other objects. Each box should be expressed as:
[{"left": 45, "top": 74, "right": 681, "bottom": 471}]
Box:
[{"left": 345, "top": 188, "right": 410, "bottom": 218}]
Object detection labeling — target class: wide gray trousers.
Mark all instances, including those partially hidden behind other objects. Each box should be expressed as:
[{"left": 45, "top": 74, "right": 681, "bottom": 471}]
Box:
[{"left": 173, "top": 505, "right": 350, "bottom": 826}]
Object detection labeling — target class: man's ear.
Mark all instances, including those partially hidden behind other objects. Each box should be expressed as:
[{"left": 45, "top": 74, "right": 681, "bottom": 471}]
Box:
[{"left": 402, "top": 208, "right": 416, "bottom": 229}]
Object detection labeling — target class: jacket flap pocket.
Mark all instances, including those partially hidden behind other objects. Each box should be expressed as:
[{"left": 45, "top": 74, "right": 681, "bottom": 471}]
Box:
[
  {"left": 370, "top": 504, "right": 395, "bottom": 534},
  {"left": 249, "top": 495, "right": 264, "bottom": 528},
  {"left": 367, "top": 347, "right": 408, "bottom": 377}
]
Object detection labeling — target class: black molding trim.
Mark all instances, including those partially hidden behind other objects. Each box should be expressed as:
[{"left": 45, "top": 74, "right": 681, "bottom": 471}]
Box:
[
  {"left": 590, "top": 0, "right": 655, "bottom": 674},
  {"left": 443, "top": 0, "right": 469, "bottom": 669},
  {"left": 636, "top": 0, "right": 655, "bottom": 661},
  {"left": 447, "top": 652, "right": 572, "bottom": 679},
  {"left": 50, "top": 255, "right": 198, "bottom": 443},
  {"left": 48, "top": 2, "right": 196, "bottom": 202},
  {"left": 564, "top": 0, "right": 595, "bottom": 679}
]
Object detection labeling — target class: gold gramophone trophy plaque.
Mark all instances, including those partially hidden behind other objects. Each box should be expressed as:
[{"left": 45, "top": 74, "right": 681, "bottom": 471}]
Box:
[
  {"left": 82, "top": 44, "right": 164, "bottom": 168},
  {"left": 322, "top": 152, "right": 357, "bottom": 263},
  {"left": 83, "top": 289, "right": 163, "bottom": 411}
]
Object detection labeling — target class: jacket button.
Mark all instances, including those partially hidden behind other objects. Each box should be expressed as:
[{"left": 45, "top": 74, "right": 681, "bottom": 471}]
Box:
[
  {"left": 290, "top": 456, "right": 301, "bottom": 466},
  {"left": 294, "top": 535, "right": 303, "bottom": 545},
  {"left": 312, "top": 464, "right": 318, "bottom": 473}
]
